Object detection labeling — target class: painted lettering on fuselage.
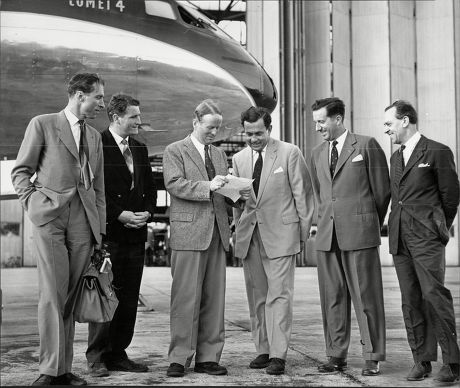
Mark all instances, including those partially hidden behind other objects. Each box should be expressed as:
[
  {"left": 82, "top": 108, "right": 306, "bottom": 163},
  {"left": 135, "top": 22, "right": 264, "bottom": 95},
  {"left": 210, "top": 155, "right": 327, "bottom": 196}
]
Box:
[{"left": 68, "top": 0, "right": 125, "bottom": 12}]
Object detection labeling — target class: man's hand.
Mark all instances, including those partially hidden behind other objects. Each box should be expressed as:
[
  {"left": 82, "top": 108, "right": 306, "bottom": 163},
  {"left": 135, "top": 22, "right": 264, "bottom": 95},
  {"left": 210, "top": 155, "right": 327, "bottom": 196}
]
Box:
[
  {"left": 239, "top": 187, "right": 251, "bottom": 201},
  {"left": 118, "top": 210, "right": 149, "bottom": 229},
  {"left": 210, "top": 175, "right": 229, "bottom": 192}
]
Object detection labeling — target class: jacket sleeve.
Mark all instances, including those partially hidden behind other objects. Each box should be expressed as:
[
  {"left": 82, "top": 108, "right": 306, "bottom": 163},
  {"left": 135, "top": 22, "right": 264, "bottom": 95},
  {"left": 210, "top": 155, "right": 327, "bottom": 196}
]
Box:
[{"left": 93, "top": 132, "right": 106, "bottom": 236}]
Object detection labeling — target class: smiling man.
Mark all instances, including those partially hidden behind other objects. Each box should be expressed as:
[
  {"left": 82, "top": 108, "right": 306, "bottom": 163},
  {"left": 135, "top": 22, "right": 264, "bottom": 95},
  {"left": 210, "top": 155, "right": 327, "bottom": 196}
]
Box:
[
  {"left": 309, "top": 97, "right": 390, "bottom": 377},
  {"left": 11, "top": 73, "right": 106, "bottom": 386}
]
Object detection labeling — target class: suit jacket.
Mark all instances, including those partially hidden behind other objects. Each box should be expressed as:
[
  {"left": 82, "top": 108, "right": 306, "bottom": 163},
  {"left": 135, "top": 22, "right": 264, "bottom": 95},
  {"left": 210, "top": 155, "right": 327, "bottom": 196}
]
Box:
[
  {"left": 102, "top": 130, "right": 156, "bottom": 243},
  {"left": 310, "top": 132, "right": 390, "bottom": 251},
  {"left": 163, "top": 135, "right": 230, "bottom": 251},
  {"left": 388, "top": 135, "right": 460, "bottom": 254},
  {"left": 11, "top": 111, "right": 106, "bottom": 244},
  {"left": 232, "top": 138, "right": 315, "bottom": 259}
]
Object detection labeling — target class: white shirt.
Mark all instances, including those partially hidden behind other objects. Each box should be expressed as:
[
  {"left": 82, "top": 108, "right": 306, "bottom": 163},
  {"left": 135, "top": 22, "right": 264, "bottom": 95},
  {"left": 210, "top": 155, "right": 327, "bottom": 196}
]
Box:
[
  {"left": 190, "top": 133, "right": 206, "bottom": 163},
  {"left": 64, "top": 108, "right": 82, "bottom": 152},
  {"left": 252, "top": 145, "right": 267, "bottom": 169},
  {"left": 109, "top": 128, "right": 133, "bottom": 174},
  {"left": 329, "top": 129, "right": 348, "bottom": 163},
  {"left": 401, "top": 131, "right": 421, "bottom": 165}
]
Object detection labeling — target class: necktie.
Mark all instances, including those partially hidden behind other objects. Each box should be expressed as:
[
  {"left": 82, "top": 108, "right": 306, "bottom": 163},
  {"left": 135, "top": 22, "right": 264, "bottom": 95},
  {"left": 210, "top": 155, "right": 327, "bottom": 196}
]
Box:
[
  {"left": 394, "top": 144, "right": 406, "bottom": 183},
  {"left": 121, "top": 139, "right": 134, "bottom": 189},
  {"left": 204, "top": 144, "right": 216, "bottom": 180},
  {"left": 330, "top": 140, "right": 338, "bottom": 177},
  {"left": 252, "top": 151, "right": 263, "bottom": 197},
  {"left": 78, "top": 120, "right": 92, "bottom": 190}
]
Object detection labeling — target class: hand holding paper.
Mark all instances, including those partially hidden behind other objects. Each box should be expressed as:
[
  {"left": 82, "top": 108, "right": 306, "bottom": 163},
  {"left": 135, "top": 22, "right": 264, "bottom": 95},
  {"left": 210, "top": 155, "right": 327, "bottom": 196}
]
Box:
[{"left": 215, "top": 174, "right": 253, "bottom": 202}]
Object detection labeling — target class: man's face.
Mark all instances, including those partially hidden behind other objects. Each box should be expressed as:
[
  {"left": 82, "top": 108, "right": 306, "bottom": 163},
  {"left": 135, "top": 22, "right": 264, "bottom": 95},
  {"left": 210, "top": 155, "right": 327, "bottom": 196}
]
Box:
[
  {"left": 312, "top": 107, "right": 342, "bottom": 141},
  {"left": 115, "top": 105, "right": 141, "bottom": 138},
  {"left": 193, "top": 113, "right": 222, "bottom": 145},
  {"left": 244, "top": 118, "right": 271, "bottom": 152},
  {"left": 80, "top": 82, "right": 105, "bottom": 119},
  {"left": 384, "top": 106, "right": 408, "bottom": 145}
]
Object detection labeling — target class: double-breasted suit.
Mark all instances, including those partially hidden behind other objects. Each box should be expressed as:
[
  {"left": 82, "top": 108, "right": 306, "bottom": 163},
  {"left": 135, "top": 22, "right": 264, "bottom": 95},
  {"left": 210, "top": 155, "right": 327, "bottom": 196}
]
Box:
[
  {"left": 388, "top": 134, "right": 460, "bottom": 365},
  {"left": 87, "top": 129, "right": 156, "bottom": 365},
  {"left": 309, "top": 131, "right": 390, "bottom": 361},
  {"left": 163, "top": 134, "right": 230, "bottom": 366},
  {"left": 232, "top": 138, "right": 314, "bottom": 360},
  {"left": 11, "top": 110, "right": 106, "bottom": 376}
]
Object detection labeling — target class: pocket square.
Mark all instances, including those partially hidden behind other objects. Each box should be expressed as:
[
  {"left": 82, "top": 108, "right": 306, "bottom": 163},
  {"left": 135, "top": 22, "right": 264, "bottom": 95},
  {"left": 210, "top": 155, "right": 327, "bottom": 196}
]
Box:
[
  {"left": 274, "top": 167, "right": 284, "bottom": 174},
  {"left": 418, "top": 163, "right": 430, "bottom": 168},
  {"left": 352, "top": 154, "right": 363, "bottom": 162}
]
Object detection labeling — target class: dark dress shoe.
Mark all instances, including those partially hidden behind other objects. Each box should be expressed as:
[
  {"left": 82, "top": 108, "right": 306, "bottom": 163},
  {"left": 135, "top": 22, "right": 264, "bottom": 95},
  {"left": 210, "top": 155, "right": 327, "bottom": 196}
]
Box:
[
  {"left": 106, "top": 358, "right": 148, "bottom": 373},
  {"left": 362, "top": 360, "right": 380, "bottom": 376},
  {"left": 87, "top": 362, "right": 109, "bottom": 377},
  {"left": 266, "top": 358, "right": 285, "bottom": 375},
  {"left": 167, "top": 363, "right": 185, "bottom": 377},
  {"left": 249, "top": 354, "right": 270, "bottom": 369},
  {"left": 194, "top": 362, "right": 228, "bottom": 375},
  {"left": 318, "top": 357, "right": 347, "bottom": 373},
  {"left": 31, "top": 374, "right": 57, "bottom": 386},
  {"left": 436, "top": 363, "right": 460, "bottom": 383},
  {"left": 55, "top": 373, "right": 87, "bottom": 385},
  {"left": 407, "top": 361, "right": 432, "bottom": 381}
]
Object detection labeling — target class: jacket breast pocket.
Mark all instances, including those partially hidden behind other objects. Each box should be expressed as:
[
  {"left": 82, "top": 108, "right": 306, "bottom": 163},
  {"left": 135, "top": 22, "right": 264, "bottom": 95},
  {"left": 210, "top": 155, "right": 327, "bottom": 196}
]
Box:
[
  {"left": 282, "top": 214, "right": 300, "bottom": 224},
  {"left": 170, "top": 212, "right": 194, "bottom": 222}
]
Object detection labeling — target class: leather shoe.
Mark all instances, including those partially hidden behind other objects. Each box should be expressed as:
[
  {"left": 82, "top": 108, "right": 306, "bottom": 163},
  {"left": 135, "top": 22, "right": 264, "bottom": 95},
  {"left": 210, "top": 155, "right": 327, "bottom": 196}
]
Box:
[
  {"left": 55, "top": 373, "right": 87, "bottom": 385},
  {"left": 249, "top": 354, "right": 270, "bottom": 369},
  {"left": 194, "top": 362, "right": 228, "bottom": 375},
  {"left": 435, "top": 363, "right": 460, "bottom": 383},
  {"left": 318, "top": 357, "right": 347, "bottom": 373},
  {"left": 32, "top": 374, "right": 57, "bottom": 386},
  {"left": 167, "top": 363, "right": 185, "bottom": 377},
  {"left": 407, "top": 361, "right": 432, "bottom": 381},
  {"left": 106, "top": 358, "right": 148, "bottom": 373},
  {"left": 266, "top": 358, "right": 285, "bottom": 375},
  {"left": 362, "top": 360, "right": 380, "bottom": 376},
  {"left": 87, "top": 362, "right": 109, "bottom": 377}
]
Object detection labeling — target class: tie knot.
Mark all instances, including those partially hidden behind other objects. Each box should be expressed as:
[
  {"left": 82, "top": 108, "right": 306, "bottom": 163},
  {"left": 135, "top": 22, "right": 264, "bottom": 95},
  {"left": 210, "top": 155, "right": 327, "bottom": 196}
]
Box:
[
  {"left": 121, "top": 139, "right": 128, "bottom": 146},
  {"left": 78, "top": 119, "right": 85, "bottom": 128},
  {"left": 204, "top": 144, "right": 209, "bottom": 151},
  {"left": 400, "top": 144, "right": 406, "bottom": 152},
  {"left": 332, "top": 140, "right": 338, "bottom": 147}
]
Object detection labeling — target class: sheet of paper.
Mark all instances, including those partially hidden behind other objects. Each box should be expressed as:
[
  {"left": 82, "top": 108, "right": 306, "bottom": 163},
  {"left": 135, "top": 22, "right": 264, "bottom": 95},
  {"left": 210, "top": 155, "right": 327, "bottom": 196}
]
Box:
[{"left": 215, "top": 174, "right": 253, "bottom": 202}]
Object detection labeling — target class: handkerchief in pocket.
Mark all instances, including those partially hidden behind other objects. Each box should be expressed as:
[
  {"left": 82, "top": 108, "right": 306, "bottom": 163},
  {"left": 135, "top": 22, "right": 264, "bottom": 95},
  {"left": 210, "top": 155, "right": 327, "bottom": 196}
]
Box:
[
  {"left": 274, "top": 167, "right": 284, "bottom": 174},
  {"left": 418, "top": 163, "right": 430, "bottom": 168},
  {"left": 352, "top": 154, "right": 363, "bottom": 162}
]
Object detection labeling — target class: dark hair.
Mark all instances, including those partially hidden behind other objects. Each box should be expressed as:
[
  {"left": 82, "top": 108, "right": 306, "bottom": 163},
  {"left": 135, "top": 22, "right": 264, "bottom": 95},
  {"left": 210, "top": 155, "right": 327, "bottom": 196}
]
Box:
[
  {"left": 385, "top": 100, "right": 417, "bottom": 124},
  {"left": 194, "top": 99, "right": 222, "bottom": 121},
  {"left": 67, "top": 73, "right": 104, "bottom": 96},
  {"left": 240, "top": 106, "right": 272, "bottom": 129},
  {"left": 107, "top": 93, "right": 140, "bottom": 122},
  {"left": 311, "top": 97, "right": 345, "bottom": 120}
]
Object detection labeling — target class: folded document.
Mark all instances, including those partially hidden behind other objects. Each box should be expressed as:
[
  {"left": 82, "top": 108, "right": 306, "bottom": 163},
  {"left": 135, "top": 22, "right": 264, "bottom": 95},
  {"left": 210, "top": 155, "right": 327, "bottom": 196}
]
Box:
[{"left": 215, "top": 174, "right": 253, "bottom": 202}]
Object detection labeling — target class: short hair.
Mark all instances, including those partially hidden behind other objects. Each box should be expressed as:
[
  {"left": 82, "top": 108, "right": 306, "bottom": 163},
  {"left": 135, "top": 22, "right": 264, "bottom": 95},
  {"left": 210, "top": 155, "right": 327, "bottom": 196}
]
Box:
[
  {"left": 194, "top": 99, "right": 222, "bottom": 122},
  {"left": 311, "top": 97, "right": 345, "bottom": 120},
  {"left": 385, "top": 100, "right": 417, "bottom": 124},
  {"left": 107, "top": 93, "right": 140, "bottom": 122},
  {"left": 67, "top": 73, "right": 104, "bottom": 96},
  {"left": 240, "top": 106, "right": 272, "bottom": 129}
]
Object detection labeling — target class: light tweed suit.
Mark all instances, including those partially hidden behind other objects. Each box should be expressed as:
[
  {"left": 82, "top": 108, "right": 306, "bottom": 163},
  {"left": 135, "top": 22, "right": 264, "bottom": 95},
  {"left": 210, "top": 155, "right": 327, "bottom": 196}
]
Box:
[{"left": 163, "top": 134, "right": 230, "bottom": 366}]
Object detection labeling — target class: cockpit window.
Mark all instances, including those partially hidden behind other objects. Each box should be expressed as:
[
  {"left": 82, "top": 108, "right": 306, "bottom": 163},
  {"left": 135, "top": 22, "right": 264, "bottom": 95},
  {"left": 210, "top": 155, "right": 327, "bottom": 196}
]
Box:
[{"left": 144, "top": 1, "right": 176, "bottom": 20}]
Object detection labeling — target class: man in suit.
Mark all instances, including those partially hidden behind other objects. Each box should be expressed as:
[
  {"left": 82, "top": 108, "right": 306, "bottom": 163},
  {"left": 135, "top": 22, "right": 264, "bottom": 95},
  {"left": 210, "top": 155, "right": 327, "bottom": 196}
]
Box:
[
  {"left": 163, "top": 99, "right": 248, "bottom": 378},
  {"left": 86, "top": 94, "right": 156, "bottom": 376},
  {"left": 11, "top": 73, "right": 106, "bottom": 386},
  {"left": 232, "top": 106, "right": 314, "bottom": 375},
  {"left": 384, "top": 100, "right": 460, "bottom": 383},
  {"left": 310, "top": 97, "right": 390, "bottom": 376}
]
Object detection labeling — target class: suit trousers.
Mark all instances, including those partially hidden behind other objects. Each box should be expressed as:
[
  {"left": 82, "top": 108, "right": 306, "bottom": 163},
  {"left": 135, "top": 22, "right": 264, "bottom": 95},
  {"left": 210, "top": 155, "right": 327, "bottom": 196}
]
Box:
[
  {"left": 393, "top": 211, "right": 460, "bottom": 364},
  {"left": 87, "top": 241, "right": 145, "bottom": 363},
  {"left": 243, "top": 225, "right": 296, "bottom": 360},
  {"left": 33, "top": 193, "right": 93, "bottom": 376},
  {"left": 316, "top": 229, "right": 386, "bottom": 361},
  {"left": 168, "top": 221, "right": 226, "bottom": 366}
]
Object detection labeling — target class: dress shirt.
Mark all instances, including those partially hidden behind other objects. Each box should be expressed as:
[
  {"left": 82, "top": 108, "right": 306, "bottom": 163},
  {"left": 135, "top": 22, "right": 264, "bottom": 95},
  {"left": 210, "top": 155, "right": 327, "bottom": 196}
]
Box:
[
  {"left": 109, "top": 128, "right": 133, "bottom": 175},
  {"left": 191, "top": 133, "right": 206, "bottom": 163},
  {"left": 329, "top": 130, "right": 348, "bottom": 163},
  {"left": 401, "top": 131, "right": 421, "bottom": 165},
  {"left": 64, "top": 108, "right": 82, "bottom": 152}
]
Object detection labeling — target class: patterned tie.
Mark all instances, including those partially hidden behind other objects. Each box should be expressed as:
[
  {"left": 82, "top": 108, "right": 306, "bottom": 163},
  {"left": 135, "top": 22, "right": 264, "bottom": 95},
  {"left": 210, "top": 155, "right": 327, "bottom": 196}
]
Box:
[
  {"left": 204, "top": 144, "right": 216, "bottom": 180},
  {"left": 121, "top": 139, "right": 134, "bottom": 189},
  {"left": 394, "top": 144, "right": 406, "bottom": 183},
  {"left": 252, "top": 151, "right": 263, "bottom": 197},
  {"left": 330, "top": 140, "right": 338, "bottom": 177},
  {"left": 78, "top": 120, "right": 92, "bottom": 190}
]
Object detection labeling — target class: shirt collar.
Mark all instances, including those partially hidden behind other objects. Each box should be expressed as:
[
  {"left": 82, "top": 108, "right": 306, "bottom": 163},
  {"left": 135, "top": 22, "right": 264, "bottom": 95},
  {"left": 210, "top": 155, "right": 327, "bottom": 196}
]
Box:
[
  {"left": 190, "top": 133, "right": 205, "bottom": 153},
  {"left": 252, "top": 144, "right": 268, "bottom": 158},
  {"left": 109, "top": 127, "right": 129, "bottom": 145},
  {"left": 402, "top": 131, "right": 421, "bottom": 152},
  {"left": 330, "top": 129, "right": 348, "bottom": 148},
  {"left": 64, "top": 108, "right": 80, "bottom": 127}
]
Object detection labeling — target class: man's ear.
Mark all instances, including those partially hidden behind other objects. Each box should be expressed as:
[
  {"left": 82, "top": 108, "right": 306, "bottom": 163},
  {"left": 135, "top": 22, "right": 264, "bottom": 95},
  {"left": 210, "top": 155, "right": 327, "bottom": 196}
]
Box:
[
  {"left": 267, "top": 124, "right": 272, "bottom": 133},
  {"left": 402, "top": 116, "right": 410, "bottom": 128}
]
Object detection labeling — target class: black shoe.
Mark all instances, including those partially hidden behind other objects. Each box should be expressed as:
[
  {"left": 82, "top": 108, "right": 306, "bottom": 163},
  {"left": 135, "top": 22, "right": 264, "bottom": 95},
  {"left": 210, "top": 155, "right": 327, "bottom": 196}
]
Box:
[
  {"left": 249, "top": 354, "right": 270, "bottom": 369},
  {"left": 436, "top": 363, "right": 460, "bottom": 383},
  {"left": 31, "top": 375, "right": 57, "bottom": 386},
  {"left": 55, "top": 373, "right": 87, "bottom": 386},
  {"left": 87, "top": 362, "right": 109, "bottom": 377},
  {"left": 362, "top": 360, "right": 380, "bottom": 376},
  {"left": 194, "top": 362, "right": 228, "bottom": 375},
  {"left": 167, "top": 363, "right": 185, "bottom": 377},
  {"left": 407, "top": 361, "right": 432, "bottom": 381},
  {"left": 106, "top": 358, "right": 148, "bottom": 373},
  {"left": 266, "top": 358, "right": 285, "bottom": 375},
  {"left": 318, "top": 357, "right": 347, "bottom": 373}
]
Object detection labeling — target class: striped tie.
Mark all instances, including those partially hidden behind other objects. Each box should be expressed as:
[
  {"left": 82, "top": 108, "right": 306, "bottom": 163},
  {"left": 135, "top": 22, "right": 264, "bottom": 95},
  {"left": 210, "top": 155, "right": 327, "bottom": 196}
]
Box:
[
  {"left": 121, "top": 139, "right": 134, "bottom": 189},
  {"left": 394, "top": 144, "right": 406, "bottom": 183},
  {"left": 78, "top": 120, "right": 92, "bottom": 190}
]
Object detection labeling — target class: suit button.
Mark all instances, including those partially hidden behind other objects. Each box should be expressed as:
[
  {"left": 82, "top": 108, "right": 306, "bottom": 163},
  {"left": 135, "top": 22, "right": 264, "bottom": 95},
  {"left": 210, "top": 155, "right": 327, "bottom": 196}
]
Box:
[
  {"left": 330, "top": 216, "right": 333, "bottom": 220},
  {"left": 398, "top": 201, "right": 402, "bottom": 205},
  {"left": 332, "top": 198, "right": 336, "bottom": 201}
]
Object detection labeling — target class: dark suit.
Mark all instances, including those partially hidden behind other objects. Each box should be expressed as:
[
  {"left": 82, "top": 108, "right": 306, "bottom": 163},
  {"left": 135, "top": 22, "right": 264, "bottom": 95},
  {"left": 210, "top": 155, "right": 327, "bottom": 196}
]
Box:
[
  {"left": 388, "top": 134, "right": 460, "bottom": 364},
  {"left": 310, "top": 132, "right": 390, "bottom": 361},
  {"left": 86, "top": 129, "right": 156, "bottom": 364}
]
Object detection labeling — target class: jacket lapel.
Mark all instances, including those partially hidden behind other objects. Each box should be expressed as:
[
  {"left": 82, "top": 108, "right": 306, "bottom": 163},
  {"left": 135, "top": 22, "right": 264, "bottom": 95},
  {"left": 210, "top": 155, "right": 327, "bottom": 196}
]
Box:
[
  {"left": 56, "top": 111, "right": 79, "bottom": 160},
  {"left": 256, "top": 138, "right": 278, "bottom": 204},
  {"left": 333, "top": 132, "right": 355, "bottom": 179},
  {"left": 184, "top": 135, "right": 208, "bottom": 180},
  {"left": 401, "top": 135, "right": 427, "bottom": 181},
  {"left": 320, "top": 142, "right": 331, "bottom": 181}
]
